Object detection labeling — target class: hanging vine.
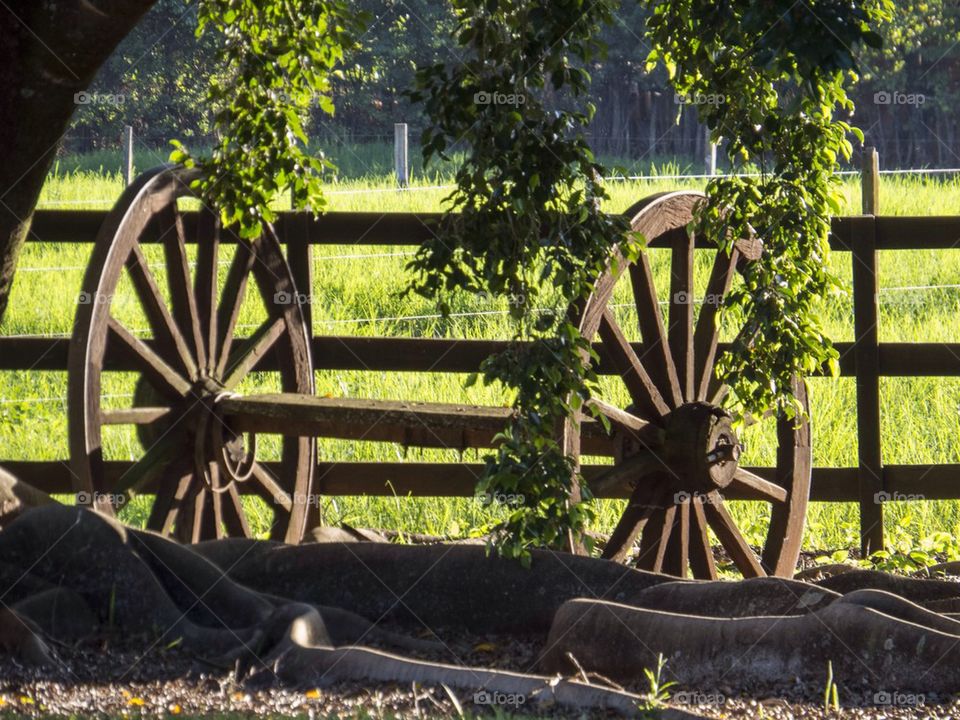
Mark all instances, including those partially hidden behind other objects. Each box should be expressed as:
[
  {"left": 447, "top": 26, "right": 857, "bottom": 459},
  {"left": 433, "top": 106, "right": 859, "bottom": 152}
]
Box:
[
  {"left": 411, "top": 0, "right": 890, "bottom": 562},
  {"left": 172, "top": 0, "right": 368, "bottom": 238}
]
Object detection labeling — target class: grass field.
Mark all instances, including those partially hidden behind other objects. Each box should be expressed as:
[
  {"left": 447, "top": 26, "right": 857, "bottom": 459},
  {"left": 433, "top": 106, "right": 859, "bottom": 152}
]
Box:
[{"left": 5, "top": 151, "right": 960, "bottom": 563}]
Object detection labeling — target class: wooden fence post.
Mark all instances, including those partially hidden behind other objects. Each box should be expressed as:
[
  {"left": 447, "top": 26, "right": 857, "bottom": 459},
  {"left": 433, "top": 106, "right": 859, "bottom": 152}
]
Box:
[
  {"left": 282, "top": 212, "right": 320, "bottom": 526},
  {"left": 862, "top": 145, "right": 879, "bottom": 214},
  {"left": 853, "top": 146, "right": 884, "bottom": 554},
  {"left": 394, "top": 123, "right": 409, "bottom": 187},
  {"left": 123, "top": 125, "right": 134, "bottom": 186},
  {"left": 704, "top": 126, "right": 717, "bottom": 176}
]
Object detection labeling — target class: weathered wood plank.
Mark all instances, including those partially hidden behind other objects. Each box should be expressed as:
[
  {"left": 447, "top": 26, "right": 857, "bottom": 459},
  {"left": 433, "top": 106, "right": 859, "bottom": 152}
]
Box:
[
  {"left": 8, "top": 459, "right": 954, "bottom": 501},
  {"left": 29, "top": 208, "right": 960, "bottom": 251},
  {"left": 852, "top": 215, "right": 885, "bottom": 554},
  {"left": 8, "top": 336, "right": 960, "bottom": 376},
  {"left": 219, "top": 393, "right": 621, "bottom": 454}
]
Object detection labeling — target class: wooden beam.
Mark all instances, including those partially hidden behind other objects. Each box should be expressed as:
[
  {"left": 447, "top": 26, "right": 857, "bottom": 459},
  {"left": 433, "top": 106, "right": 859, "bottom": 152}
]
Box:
[
  {"left": 6, "top": 459, "right": 956, "bottom": 502},
  {"left": 851, "top": 215, "right": 885, "bottom": 554}
]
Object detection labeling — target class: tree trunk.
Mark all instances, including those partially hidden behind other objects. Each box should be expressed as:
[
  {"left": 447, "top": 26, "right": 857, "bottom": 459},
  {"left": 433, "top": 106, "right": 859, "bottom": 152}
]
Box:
[{"left": 0, "top": 0, "right": 156, "bottom": 326}]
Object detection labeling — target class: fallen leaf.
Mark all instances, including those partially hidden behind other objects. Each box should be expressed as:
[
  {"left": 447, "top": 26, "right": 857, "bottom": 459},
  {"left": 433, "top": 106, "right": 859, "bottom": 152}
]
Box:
[
  {"left": 473, "top": 642, "right": 497, "bottom": 652},
  {"left": 305, "top": 688, "right": 321, "bottom": 699}
]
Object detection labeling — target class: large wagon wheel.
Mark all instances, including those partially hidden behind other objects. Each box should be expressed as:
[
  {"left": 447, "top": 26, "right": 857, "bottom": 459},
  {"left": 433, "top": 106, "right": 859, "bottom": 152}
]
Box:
[
  {"left": 567, "top": 191, "right": 811, "bottom": 579},
  {"left": 69, "top": 166, "right": 315, "bottom": 544}
]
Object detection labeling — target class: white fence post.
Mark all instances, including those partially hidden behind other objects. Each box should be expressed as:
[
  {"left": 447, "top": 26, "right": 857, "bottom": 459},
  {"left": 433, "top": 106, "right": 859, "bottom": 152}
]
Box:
[
  {"left": 704, "top": 126, "right": 717, "bottom": 176},
  {"left": 123, "top": 125, "right": 134, "bottom": 186},
  {"left": 394, "top": 123, "right": 409, "bottom": 187}
]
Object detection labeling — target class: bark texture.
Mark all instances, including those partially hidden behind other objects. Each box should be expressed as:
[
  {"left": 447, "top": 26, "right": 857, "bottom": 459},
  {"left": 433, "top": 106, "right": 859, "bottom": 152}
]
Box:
[{"left": 0, "top": 0, "right": 156, "bottom": 324}]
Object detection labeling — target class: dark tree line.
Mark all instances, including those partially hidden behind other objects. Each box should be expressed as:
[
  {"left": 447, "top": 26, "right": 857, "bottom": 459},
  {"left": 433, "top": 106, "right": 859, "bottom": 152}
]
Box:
[{"left": 65, "top": 1, "right": 959, "bottom": 169}]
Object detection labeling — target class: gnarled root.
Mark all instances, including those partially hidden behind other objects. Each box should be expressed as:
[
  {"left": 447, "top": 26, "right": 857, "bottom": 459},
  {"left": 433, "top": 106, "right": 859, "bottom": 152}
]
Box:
[
  {"left": 210, "top": 541, "right": 674, "bottom": 633},
  {"left": 261, "top": 643, "right": 651, "bottom": 717},
  {"left": 0, "top": 608, "right": 55, "bottom": 667},
  {"left": 631, "top": 577, "right": 837, "bottom": 617},
  {"left": 816, "top": 568, "right": 960, "bottom": 603},
  {"left": 542, "top": 591, "right": 960, "bottom": 692}
]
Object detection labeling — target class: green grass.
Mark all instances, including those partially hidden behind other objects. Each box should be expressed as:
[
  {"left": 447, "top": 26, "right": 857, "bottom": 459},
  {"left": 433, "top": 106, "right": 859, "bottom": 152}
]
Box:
[{"left": 5, "top": 161, "right": 960, "bottom": 557}]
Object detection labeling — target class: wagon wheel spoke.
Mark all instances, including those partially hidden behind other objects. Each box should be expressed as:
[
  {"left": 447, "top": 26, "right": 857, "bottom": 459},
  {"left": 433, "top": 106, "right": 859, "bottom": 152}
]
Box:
[
  {"left": 112, "top": 430, "right": 182, "bottom": 499},
  {"left": 731, "top": 468, "right": 788, "bottom": 504},
  {"left": 661, "top": 499, "right": 690, "bottom": 577},
  {"left": 597, "top": 309, "right": 670, "bottom": 420},
  {"left": 585, "top": 398, "right": 650, "bottom": 434},
  {"left": 178, "top": 485, "right": 216, "bottom": 544},
  {"left": 636, "top": 502, "right": 677, "bottom": 573},
  {"left": 126, "top": 242, "right": 198, "bottom": 379},
  {"left": 108, "top": 317, "right": 191, "bottom": 398},
  {"left": 629, "top": 256, "right": 682, "bottom": 407},
  {"left": 222, "top": 316, "right": 286, "bottom": 390},
  {"left": 601, "top": 476, "right": 667, "bottom": 562},
  {"left": 688, "top": 500, "right": 718, "bottom": 580},
  {"left": 215, "top": 240, "right": 257, "bottom": 379},
  {"left": 223, "top": 484, "right": 252, "bottom": 536},
  {"left": 208, "top": 461, "right": 228, "bottom": 539},
  {"left": 702, "top": 493, "right": 766, "bottom": 577},
  {"left": 667, "top": 228, "right": 695, "bottom": 401},
  {"left": 146, "top": 460, "right": 193, "bottom": 535},
  {"left": 102, "top": 407, "right": 173, "bottom": 425},
  {"left": 250, "top": 462, "right": 293, "bottom": 512},
  {"left": 693, "top": 247, "right": 739, "bottom": 400},
  {"left": 156, "top": 204, "right": 206, "bottom": 372},
  {"left": 590, "top": 448, "right": 665, "bottom": 496},
  {"left": 194, "top": 207, "right": 220, "bottom": 375}
]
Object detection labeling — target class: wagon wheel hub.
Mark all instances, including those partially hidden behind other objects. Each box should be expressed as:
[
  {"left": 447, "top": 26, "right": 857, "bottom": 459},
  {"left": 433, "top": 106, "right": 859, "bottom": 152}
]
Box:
[{"left": 660, "top": 402, "right": 741, "bottom": 495}]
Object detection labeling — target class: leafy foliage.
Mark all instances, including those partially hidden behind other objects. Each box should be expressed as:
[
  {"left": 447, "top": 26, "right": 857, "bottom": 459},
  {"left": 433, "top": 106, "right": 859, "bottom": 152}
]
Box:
[
  {"left": 646, "top": 0, "right": 891, "bottom": 416},
  {"left": 172, "top": 0, "right": 368, "bottom": 237},
  {"left": 408, "top": 0, "right": 632, "bottom": 561}
]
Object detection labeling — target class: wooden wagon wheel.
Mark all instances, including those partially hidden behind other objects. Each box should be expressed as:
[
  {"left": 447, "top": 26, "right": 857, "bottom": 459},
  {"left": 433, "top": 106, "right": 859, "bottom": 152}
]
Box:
[
  {"left": 68, "top": 166, "right": 315, "bottom": 544},
  {"left": 566, "top": 191, "right": 811, "bottom": 579}
]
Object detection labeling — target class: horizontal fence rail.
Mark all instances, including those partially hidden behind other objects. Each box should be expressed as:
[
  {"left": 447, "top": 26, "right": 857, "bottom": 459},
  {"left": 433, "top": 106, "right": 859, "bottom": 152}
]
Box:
[
  {"left": 27, "top": 210, "right": 960, "bottom": 250},
  {"left": 7, "top": 204, "right": 960, "bottom": 550}
]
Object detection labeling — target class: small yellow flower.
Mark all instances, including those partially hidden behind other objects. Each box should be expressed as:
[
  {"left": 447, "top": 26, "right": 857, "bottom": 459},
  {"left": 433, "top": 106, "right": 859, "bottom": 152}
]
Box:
[
  {"left": 305, "top": 688, "right": 321, "bottom": 699},
  {"left": 169, "top": 703, "right": 182, "bottom": 715},
  {"left": 127, "top": 697, "right": 145, "bottom": 707}
]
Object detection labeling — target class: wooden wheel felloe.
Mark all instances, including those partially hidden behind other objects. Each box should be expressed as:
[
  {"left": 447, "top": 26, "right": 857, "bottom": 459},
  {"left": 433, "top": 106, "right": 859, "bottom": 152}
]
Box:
[
  {"left": 69, "top": 166, "right": 315, "bottom": 544},
  {"left": 565, "top": 191, "right": 811, "bottom": 579}
]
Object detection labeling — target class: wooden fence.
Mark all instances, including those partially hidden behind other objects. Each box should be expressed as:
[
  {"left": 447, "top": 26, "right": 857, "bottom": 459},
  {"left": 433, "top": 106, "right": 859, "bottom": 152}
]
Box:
[{"left": 3, "top": 158, "right": 960, "bottom": 552}]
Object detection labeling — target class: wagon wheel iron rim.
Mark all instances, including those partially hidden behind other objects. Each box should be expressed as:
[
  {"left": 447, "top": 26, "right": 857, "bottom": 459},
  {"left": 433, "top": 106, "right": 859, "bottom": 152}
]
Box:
[
  {"left": 565, "top": 190, "right": 812, "bottom": 579},
  {"left": 68, "top": 165, "right": 315, "bottom": 544}
]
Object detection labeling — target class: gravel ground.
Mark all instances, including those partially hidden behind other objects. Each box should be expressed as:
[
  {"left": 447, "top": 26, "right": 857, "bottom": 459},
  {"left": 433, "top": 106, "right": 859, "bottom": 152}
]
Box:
[{"left": 0, "top": 635, "right": 956, "bottom": 719}]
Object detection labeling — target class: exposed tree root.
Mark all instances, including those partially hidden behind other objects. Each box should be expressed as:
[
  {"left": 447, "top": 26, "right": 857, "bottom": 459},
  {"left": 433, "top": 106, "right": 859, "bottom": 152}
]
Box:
[
  {"left": 543, "top": 590, "right": 960, "bottom": 692},
  {"left": 6, "top": 502, "right": 960, "bottom": 716}
]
